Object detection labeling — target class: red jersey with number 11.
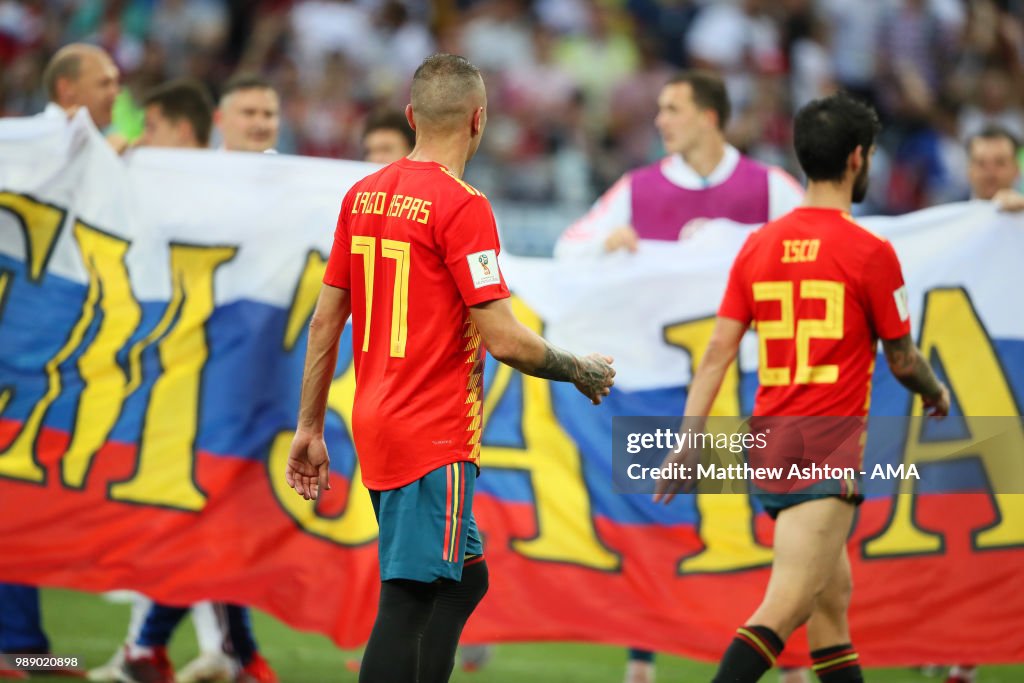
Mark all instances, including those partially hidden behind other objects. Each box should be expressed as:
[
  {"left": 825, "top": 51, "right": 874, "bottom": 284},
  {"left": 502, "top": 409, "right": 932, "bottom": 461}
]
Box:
[
  {"left": 718, "top": 207, "right": 911, "bottom": 417},
  {"left": 323, "top": 159, "right": 510, "bottom": 490}
]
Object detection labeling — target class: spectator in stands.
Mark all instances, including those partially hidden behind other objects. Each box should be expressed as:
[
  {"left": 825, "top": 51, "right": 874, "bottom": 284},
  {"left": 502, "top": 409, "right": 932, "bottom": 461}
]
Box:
[
  {"left": 966, "top": 125, "right": 1024, "bottom": 212},
  {"left": 138, "top": 78, "right": 214, "bottom": 148},
  {"left": 41, "top": 43, "right": 126, "bottom": 151},
  {"left": 362, "top": 108, "right": 414, "bottom": 164},
  {"left": 214, "top": 74, "right": 280, "bottom": 153},
  {"left": 554, "top": 70, "right": 802, "bottom": 259}
]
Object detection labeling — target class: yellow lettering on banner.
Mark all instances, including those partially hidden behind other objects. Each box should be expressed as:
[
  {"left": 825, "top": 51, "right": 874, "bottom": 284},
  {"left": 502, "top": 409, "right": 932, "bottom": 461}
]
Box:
[
  {"left": 482, "top": 296, "right": 620, "bottom": 570},
  {"left": 864, "top": 288, "right": 1024, "bottom": 557},
  {"left": 664, "top": 316, "right": 772, "bottom": 572},
  {"left": 61, "top": 223, "right": 142, "bottom": 487},
  {"left": 268, "top": 360, "right": 377, "bottom": 545},
  {"left": 109, "top": 244, "right": 236, "bottom": 511},
  {"left": 0, "top": 192, "right": 66, "bottom": 282},
  {"left": 283, "top": 251, "right": 328, "bottom": 351},
  {"left": 0, "top": 272, "right": 7, "bottom": 416},
  {"left": 0, "top": 193, "right": 66, "bottom": 482},
  {"left": 0, "top": 270, "right": 9, "bottom": 315},
  {"left": 0, "top": 222, "right": 106, "bottom": 484}
]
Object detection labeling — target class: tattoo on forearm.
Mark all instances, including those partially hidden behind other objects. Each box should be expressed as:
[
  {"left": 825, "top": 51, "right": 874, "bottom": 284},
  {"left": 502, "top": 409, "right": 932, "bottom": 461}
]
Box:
[
  {"left": 533, "top": 343, "right": 581, "bottom": 383},
  {"left": 531, "top": 342, "right": 611, "bottom": 398},
  {"left": 884, "top": 336, "right": 942, "bottom": 398}
]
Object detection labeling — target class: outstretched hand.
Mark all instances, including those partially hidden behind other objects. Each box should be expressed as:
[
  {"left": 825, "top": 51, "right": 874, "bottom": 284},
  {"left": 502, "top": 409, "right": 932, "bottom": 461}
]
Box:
[
  {"left": 286, "top": 431, "right": 331, "bottom": 500},
  {"left": 923, "top": 383, "right": 950, "bottom": 419},
  {"left": 652, "top": 444, "right": 700, "bottom": 505},
  {"left": 574, "top": 353, "right": 615, "bottom": 405}
]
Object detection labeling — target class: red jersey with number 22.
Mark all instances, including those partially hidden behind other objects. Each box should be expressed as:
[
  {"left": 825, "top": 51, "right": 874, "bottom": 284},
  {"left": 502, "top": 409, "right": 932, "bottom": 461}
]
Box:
[
  {"left": 323, "top": 159, "right": 510, "bottom": 490},
  {"left": 718, "top": 207, "right": 912, "bottom": 417}
]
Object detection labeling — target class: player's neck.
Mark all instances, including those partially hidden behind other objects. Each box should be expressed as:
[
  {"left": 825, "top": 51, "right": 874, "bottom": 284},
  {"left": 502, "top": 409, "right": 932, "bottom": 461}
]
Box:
[
  {"left": 407, "top": 139, "right": 470, "bottom": 178},
  {"left": 682, "top": 135, "right": 726, "bottom": 178},
  {"left": 803, "top": 181, "right": 853, "bottom": 213}
]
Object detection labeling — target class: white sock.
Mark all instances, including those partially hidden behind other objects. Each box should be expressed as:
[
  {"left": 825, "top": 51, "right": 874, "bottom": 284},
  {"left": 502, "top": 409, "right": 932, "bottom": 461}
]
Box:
[
  {"left": 125, "top": 595, "right": 153, "bottom": 645},
  {"left": 191, "top": 601, "right": 226, "bottom": 653}
]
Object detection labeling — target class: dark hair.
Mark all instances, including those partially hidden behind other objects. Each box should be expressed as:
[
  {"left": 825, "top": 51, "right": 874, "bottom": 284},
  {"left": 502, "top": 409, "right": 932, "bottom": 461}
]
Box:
[
  {"left": 363, "top": 109, "right": 415, "bottom": 150},
  {"left": 410, "top": 54, "right": 483, "bottom": 128},
  {"left": 220, "top": 73, "right": 275, "bottom": 103},
  {"left": 143, "top": 78, "right": 214, "bottom": 146},
  {"left": 794, "top": 92, "right": 881, "bottom": 182},
  {"left": 967, "top": 124, "right": 1021, "bottom": 156},
  {"left": 666, "top": 70, "right": 730, "bottom": 130}
]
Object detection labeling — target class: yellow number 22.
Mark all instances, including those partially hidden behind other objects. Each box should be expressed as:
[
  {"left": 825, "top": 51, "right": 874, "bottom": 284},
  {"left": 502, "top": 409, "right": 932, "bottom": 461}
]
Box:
[
  {"left": 751, "top": 279, "right": 845, "bottom": 386},
  {"left": 350, "top": 236, "right": 411, "bottom": 358}
]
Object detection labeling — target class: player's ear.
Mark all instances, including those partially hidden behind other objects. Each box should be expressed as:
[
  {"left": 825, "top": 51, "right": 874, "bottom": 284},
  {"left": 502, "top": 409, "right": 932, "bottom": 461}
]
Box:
[
  {"left": 55, "top": 75, "right": 76, "bottom": 107},
  {"left": 849, "top": 144, "right": 864, "bottom": 175},
  {"left": 704, "top": 107, "right": 719, "bottom": 130},
  {"left": 471, "top": 106, "right": 484, "bottom": 137},
  {"left": 405, "top": 104, "right": 416, "bottom": 131}
]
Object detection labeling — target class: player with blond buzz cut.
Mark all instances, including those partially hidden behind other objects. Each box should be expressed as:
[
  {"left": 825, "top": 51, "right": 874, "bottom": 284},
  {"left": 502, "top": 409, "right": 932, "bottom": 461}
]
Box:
[
  {"left": 654, "top": 92, "right": 950, "bottom": 683},
  {"left": 287, "top": 53, "right": 614, "bottom": 683}
]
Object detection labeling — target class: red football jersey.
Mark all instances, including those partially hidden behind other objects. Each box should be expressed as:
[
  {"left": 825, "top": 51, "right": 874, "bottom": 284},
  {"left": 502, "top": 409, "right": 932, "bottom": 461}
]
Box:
[
  {"left": 718, "top": 207, "right": 911, "bottom": 417},
  {"left": 323, "top": 159, "right": 510, "bottom": 490}
]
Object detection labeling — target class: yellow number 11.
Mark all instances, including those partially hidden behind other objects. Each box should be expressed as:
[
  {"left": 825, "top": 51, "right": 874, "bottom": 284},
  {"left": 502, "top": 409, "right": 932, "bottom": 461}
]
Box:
[{"left": 351, "top": 236, "right": 411, "bottom": 358}]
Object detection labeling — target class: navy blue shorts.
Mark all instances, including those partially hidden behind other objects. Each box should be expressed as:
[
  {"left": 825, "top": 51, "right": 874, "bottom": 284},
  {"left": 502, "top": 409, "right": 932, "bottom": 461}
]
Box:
[
  {"left": 755, "top": 478, "right": 864, "bottom": 520},
  {"left": 369, "top": 461, "right": 484, "bottom": 583}
]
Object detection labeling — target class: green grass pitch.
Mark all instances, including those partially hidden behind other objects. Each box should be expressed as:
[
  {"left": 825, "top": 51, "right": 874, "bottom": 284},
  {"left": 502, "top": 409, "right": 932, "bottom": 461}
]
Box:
[{"left": 27, "top": 588, "right": 1023, "bottom": 682}]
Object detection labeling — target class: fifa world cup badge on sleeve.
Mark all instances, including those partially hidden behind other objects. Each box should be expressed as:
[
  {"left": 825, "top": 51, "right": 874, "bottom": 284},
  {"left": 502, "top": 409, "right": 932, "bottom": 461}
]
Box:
[{"left": 468, "top": 250, "right": 500, "bottom": 288}]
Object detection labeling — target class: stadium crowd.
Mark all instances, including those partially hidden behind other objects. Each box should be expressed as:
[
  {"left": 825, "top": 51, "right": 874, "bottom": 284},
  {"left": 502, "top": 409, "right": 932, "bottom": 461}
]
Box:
[{"left": 1, "top": 0, "right": 1022, "bottom": 213}]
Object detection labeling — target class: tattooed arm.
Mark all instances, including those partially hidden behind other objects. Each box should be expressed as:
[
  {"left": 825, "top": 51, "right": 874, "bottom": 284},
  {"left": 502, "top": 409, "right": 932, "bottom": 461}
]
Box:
[
  {"left": 881, "top": 334, "right": 950, "bottom": 416},
  {"left": 469, "top": 298, "right": 615, "bottom": 404}
]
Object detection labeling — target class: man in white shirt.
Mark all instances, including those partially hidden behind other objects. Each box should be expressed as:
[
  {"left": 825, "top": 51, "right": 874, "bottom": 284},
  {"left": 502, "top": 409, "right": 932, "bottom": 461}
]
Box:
[
  {"left": 554, "top": 70, "right": 803, "bottom": 259},
  {"left": 40, "top": 43, "right": 126, "bottom": 152}
]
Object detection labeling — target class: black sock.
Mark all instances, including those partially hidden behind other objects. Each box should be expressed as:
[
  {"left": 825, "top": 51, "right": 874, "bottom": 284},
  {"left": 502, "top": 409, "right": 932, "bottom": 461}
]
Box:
[
  {"left": 417, "top": 558, "right": 489, "bottom": 683},
  {"left": 220, "top": 604, "right": 256, "bottom": 667},
  {"left": 359, "top": 578, "right": 438, "bottom": 683},
  {"left": 711, "top": 625, "right": 785, "bottom": 683},
  {"left": 811, "top": 643, "right": 863, "bottom": 682}
]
